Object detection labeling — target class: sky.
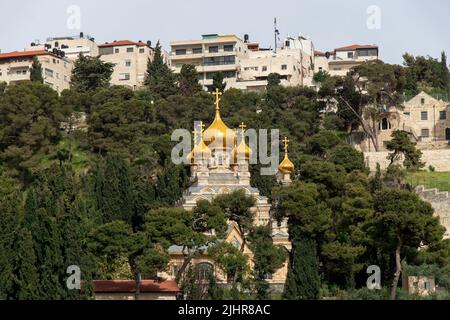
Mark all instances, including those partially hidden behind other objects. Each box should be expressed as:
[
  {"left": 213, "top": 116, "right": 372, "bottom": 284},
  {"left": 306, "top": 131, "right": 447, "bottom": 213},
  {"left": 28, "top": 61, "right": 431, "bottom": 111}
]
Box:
[{"left": 0, "top": 0, "right": 449, "bottom": 64}]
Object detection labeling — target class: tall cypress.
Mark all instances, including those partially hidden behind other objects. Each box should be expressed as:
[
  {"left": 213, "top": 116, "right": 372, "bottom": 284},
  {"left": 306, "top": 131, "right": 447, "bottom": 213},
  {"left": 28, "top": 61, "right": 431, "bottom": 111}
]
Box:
[
  {"left": 145, "top": 41, "right": 177, "bottom": 98},
  {"left": 283, "top": 239, "right": 320, "bottom": 300},
  {"left": 30, "top": 56, "right": 44, "bottom": 83}
]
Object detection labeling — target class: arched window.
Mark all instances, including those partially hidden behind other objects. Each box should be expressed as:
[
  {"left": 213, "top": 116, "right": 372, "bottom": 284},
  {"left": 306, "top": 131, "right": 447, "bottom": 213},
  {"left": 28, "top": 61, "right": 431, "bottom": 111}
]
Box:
[
  {"left": 197, "top": 262, "right": 214, "bottom": 281},
  {"left": 381, "top": 118, "right": 390, "bottom": 130}
]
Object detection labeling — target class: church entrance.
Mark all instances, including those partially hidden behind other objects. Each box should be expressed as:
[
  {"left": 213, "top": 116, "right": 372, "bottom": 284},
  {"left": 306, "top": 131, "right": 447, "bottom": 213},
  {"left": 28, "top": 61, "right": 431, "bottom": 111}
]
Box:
[{"left": 446, "top": 128, "right": 450, "bottom": 141}]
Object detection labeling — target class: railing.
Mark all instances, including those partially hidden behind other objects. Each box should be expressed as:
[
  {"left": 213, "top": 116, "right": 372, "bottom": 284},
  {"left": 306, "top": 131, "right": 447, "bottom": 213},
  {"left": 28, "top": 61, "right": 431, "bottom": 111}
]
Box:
[{"left": 405, "top": 174, "right": 450, "bottom": 193}]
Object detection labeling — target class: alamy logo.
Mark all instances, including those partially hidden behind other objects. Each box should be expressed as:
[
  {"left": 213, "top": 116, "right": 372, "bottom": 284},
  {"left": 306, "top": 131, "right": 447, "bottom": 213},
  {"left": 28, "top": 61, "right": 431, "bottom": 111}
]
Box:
[
  {"left": 366, "top": 265, "right": 382, "bottom": 290},
  {"left": 66, "top": 265, "right": 81, "bottom": 290}
]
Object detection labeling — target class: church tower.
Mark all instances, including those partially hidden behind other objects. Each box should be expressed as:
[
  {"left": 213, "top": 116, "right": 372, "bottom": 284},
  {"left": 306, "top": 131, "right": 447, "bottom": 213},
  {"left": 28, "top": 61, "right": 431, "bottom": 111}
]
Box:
[{"left": 277, "top": 137, "right": 295, "bottom": 185}]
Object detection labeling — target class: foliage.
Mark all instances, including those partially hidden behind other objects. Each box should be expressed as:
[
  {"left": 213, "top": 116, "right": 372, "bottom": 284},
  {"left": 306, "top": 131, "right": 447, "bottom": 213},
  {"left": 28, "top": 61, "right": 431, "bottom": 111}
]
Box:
[
  {"left": 386, "top": 130, "right": 424, "bottom": 170},
  {"left": 71, "top": 54, "right": 114, "bottom": 92},
  {"left": 145, "top": 42, "right": 177, "bottom": 98},
  {"left": 30, "top": 57, "right": 43, "bottom": 83}
]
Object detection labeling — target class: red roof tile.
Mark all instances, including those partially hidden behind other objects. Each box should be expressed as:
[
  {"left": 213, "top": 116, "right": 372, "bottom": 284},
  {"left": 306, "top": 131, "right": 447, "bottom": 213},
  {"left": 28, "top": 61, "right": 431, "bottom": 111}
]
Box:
[
  {"left": 334, "top": 44, "right": 378, "bottom": 52},
  {"left": 98, "top": 40, "right": 147, "bottom": 48},
  {"left": 92, "top": 280, "right": 179, "bottom": 293},
  {"left": 0, "top": 50, "right": 51, "bottom": 60},
  {"left": 314, "top": 50, "right": 326, "bottom": 56}
]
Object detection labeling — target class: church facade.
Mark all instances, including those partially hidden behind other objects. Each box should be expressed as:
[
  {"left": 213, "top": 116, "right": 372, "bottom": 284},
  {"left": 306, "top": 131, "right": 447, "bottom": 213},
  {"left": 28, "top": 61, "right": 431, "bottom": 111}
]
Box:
[{"left": 160, "top": 89, "right": 295, "bottom": 292}]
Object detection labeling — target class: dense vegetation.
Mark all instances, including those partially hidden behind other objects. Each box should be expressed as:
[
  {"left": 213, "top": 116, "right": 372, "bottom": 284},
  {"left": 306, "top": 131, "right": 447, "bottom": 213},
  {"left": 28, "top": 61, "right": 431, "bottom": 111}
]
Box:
[{"left": 0, "top": 49, "right": 449, "bottom": 300}]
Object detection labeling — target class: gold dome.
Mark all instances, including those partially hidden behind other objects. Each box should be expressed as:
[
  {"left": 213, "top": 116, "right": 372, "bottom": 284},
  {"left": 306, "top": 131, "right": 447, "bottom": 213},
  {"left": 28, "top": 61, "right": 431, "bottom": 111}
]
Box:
[
  {"left": 278, "top": 137, "right": 295, "bottom": 174},
  {"left": 278, "top": 154, "right": 295, "bottom": 173},
  {"left": 232, "top": 123, "right": 252, "bottom": 161},
  {"left": 203, "top": 89, "right": 235, "bottom": 149},
  {"left": 187, "top": 123, "right": 211, "bottom": 164}
]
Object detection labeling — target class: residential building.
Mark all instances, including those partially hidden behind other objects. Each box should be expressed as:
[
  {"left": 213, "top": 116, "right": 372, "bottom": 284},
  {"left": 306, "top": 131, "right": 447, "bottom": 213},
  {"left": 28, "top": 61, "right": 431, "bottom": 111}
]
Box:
[
  {"left": 238, "top": 35, "right": 315, "bottom": 90},
  {"left": 170, "top": 34, "right": 249, "bottom": 91},
  {"left": 98, "top": 40, "right": 154, "bottom": 90},
  {"left": 0, "top": 49, "right": 73, "bottom": 93},
  {"left": 314, "top": 44, "right": 379, "bottom": 76},
  {"left": 92, "top": 280, "right": 179, "bottom": 300},
  {"left": 170, "top": 34, "right": 315, "bottom": 91}
]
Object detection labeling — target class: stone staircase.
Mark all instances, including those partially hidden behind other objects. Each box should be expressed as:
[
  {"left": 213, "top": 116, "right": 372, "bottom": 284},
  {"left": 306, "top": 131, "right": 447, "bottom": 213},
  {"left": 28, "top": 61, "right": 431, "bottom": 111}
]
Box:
[{"left": 415, "top": 185, "right": 450, "bottom": 239}]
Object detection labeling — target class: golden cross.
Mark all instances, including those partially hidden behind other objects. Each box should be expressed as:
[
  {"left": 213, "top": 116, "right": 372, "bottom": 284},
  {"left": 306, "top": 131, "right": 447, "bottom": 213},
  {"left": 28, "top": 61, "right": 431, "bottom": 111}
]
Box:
[
  {"left": 282, "top": 137, "right": 290, "bottom": 153},
  {"left": 192, "top": 127, "right": 200, "bottom": 145},
  {"left": 212, "top": 88, "right": 222, "bottom": 112},
  {"left": 199, "top": 121, "right": 205, "bottom": 140},
  {"left": 239, "top": 122, "right": 247, "bottom": 140}
]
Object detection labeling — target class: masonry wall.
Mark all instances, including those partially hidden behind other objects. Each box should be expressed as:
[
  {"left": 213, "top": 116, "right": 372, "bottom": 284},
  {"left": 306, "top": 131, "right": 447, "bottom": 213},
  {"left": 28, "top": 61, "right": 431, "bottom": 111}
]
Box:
[{"left": 364, "top": 149, "right": 450, "bottom": 172}]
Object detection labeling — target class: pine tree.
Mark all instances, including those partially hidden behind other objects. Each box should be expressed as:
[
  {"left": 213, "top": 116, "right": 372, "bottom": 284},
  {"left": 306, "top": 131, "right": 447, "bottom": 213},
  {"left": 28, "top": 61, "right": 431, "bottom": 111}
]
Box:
[
  {"left": 145, "top": 41, "right": 177, "bottom": 98},
  {"left": 71, "top": 53, "right": 114, "bottom": 92},
  {"left": 30, "top": 56, "right": 43, "bottom": 83}
]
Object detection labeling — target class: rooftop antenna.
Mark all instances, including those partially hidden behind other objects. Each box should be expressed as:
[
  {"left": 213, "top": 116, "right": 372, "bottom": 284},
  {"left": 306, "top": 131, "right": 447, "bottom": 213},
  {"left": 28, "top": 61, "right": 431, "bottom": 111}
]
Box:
[{"left": 274, "top": 17, "right": 280, "bottom": 54}]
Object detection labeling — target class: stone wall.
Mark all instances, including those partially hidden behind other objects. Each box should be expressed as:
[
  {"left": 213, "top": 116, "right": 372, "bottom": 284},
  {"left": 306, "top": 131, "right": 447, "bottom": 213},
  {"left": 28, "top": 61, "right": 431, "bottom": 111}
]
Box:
[
  {"left": 415, "top": 186, "right": 450, "bottom": 239},
  {"left": 364, "top": 149, "right": 450, "bottom": 172}
]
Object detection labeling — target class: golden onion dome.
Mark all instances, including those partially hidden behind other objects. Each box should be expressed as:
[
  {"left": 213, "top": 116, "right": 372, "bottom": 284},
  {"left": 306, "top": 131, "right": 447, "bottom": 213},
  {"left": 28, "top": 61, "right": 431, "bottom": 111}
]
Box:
[
  {"left": 187, "top": 140, "right": 211, "bottom": 163},
  {"left": 203, "top": 89, "right": 235, "bottom": 149},
  {"left": 278, "top": 137, "right": 295, "bottom": 174},
  {"left": 233, "top": 140, "right": 252, "bottom": 161},
  {"left": 278, "top": 154, "right": 295, "bottom": 174},
  {"left": 187, "top": 123, "right": 211, "bottom": 164}
]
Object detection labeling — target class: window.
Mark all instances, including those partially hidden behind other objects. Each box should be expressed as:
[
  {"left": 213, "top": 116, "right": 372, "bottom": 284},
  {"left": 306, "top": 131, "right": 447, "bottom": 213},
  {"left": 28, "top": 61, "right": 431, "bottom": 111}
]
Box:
[
  {"left": 45, "top": 68, "right": 54, "bottom": 78},
  {"left": 125, "top": 60, "right": 131, "bottom": 67},
  {"left": 115, "top": 48, "right": 119, "bottom": 54},
  {"left": 403, "top": 112, "right": 410, "bottom": 116},
  {"left": 421, "top": 129, "right": 430, "bottom": 137},
  {"left": 421, "top": 98, "right": 425, "bottom": 104},
  {"left": 208, "top": 46, "right": 219, "bottom": 53},
  {"left": 192, "top": 47, "right": 202, "bottom": 54},
  {"left": 440, "top": 111, "right": 447, "bottom": 120},
  {"left": 262, "top": 66, "right": 267, "bottom": 72},
  {"left": 203, "top": 55, "right": 235, "bottom": 66},
  {"left": 347, "top": 52, "right": 354, "bottom": 59},
  {"left": 126, "top": 47, "right": 134, "bottom": 53},
  {"left": 119, "top": 73, "right": 130, "bottom": 81},
  {"left": 224, "top": 45, "right": 234, "bottom": 52},
  {"left": 53, "top": 59, "right": 56, "bottom": 64},
  {"left": 281, "top": 64, "right": 287, "bottom": 70},
  {"left": 381, "top": 118, "right": 390, "bottom": 130},
  {"left": 175, "top": 49, "right": 186, "bottom": 55},
  {"left": 139, "top": 48, "right": 145, "bottom": 53},
  {"left": 196, "top": 263, "right": 213, "bottom": 281},
  {"left": 421, "top": 111, "right": 428, "bottom": 120}
]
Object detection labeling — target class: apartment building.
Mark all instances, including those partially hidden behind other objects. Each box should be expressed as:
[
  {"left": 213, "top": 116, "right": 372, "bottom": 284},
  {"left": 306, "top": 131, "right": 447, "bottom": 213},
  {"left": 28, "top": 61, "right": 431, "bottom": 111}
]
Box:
[
  {"left": 314, "top": 44, "right": 379, "bottom": 76},
  {"left": 0, "top": 49, "right": 73, "bottom": 93},
  {"left": 238, "top": 35, "right": 315, "bottom": 90},
  {"left": 170, "top": 34, "right": 249, "bottom": 90},
  {"left": 98, "top": 40, "right": 154, "bottom": 89}
]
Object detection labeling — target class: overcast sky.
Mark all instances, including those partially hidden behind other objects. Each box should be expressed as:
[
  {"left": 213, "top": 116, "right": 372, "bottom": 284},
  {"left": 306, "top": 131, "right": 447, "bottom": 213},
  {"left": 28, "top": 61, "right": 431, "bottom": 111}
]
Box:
[{"left": 0, "top": 0, "right": 448, "bottom": 64}]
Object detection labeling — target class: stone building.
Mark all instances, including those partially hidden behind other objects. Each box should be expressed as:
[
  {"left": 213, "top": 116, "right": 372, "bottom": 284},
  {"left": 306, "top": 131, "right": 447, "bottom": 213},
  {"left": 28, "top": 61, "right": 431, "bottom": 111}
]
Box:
[
  {"left": 0, "top": 49, "right": 73, "bottom": 93},
  {"left": 98, "top": 40, "right": 155, "bottom": 90},
  {"left": 159, "top": 89, "right": 294, "bottom": 291},
  {"left": 356, "top": 91, "right": 450, "bottom": 152}
]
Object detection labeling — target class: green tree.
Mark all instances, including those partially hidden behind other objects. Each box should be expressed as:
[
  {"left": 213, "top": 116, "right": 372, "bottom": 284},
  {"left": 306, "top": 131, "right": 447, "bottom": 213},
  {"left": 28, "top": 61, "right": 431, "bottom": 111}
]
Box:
[
  {"left": 0, "top": 81, "right": 65, "bottom": 182},
  {"left": 71, "top": 54, "right": 114, "bottom": 92},
  {"left": 30, "top": 56, "right": 43, "bottom": 83},
  {"left": 145, "top": 42, "right": 177, "bottom": 98},
  {"left": 326, "top": 144, "right": 366, "bottom": 173},
  {"left": 267, "top": 73, "right": 281, "bottom": 87},
  {"left": 248, "top": 226, "right": 286, "bottom": 299},
  {"left": 212, "top": 72, "right": 226, "bottom": 92},
  {"left": 283, "top": 238, "right": 320, "bottom": 299},
  {"left": 386, "top": 130, "right": 424, "bottom": 170},
  {"left": 178, "top": 64, "right": 202, "bottom": 96},
  {"left": 368, "top": 189, "right": 445, "bottom": 299}
]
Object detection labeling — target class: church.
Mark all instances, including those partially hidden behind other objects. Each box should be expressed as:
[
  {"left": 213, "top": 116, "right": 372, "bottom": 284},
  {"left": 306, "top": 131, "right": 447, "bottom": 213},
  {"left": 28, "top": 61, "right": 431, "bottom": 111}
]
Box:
[{"left": 160, "top": 89, "right": 295, "bottom": 292}]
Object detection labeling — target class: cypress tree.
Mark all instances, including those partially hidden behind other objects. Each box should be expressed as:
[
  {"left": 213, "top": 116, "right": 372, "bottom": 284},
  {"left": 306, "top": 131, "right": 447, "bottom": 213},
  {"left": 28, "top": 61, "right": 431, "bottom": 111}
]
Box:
[
  {"left": 440, "top": 51, "right": 449, "bottom": 93},
  {"left": 283, "top": 239, "right": 320, "bottom": 300},
  {"left": 30, "top": 56, "right": 44, "bottom": 83},
  {"left": 145, "top": 41, "right": 177, "bottom": 98},
  {"left": 212, "top": 72, "right": 226, "bottom": 92}
]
